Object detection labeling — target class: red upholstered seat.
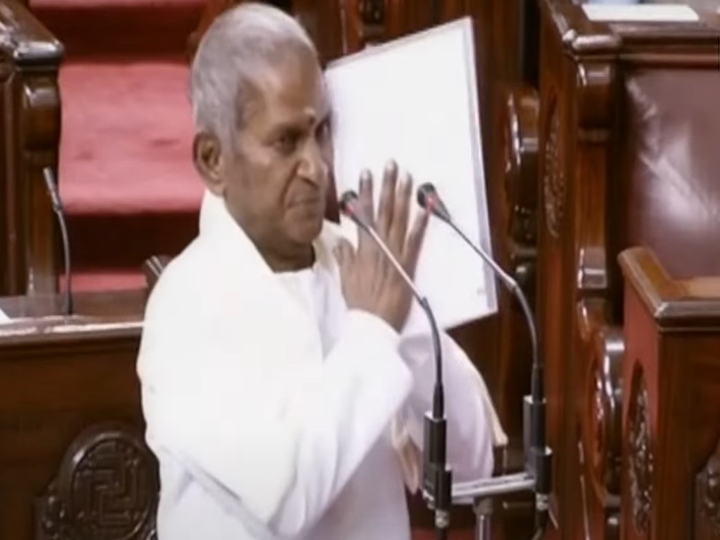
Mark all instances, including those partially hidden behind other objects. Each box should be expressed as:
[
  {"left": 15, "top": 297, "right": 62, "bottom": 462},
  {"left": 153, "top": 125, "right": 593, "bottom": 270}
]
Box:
[
  {"left": 62, "top": 269, "right": 147, "bottom": 291},
  {"left": 55, "top": 59, "right": 203, "bottom": 291},
  {"left": 57, "top": 59, "right": 202, "bottom": 216}
]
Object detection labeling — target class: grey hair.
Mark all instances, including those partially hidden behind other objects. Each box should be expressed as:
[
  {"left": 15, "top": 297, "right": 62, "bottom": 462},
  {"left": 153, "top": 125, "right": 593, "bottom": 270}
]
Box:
[{"left": 190, "top": 3, "right": 317, "bottom": 149}]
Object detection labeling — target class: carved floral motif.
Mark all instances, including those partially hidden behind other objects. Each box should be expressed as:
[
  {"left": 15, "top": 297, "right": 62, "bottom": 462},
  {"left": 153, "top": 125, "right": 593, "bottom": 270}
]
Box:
[
  {"left": 501, "top": 89, "right": 539, "bottom": 294},
  {"left": 578, "top": 326, "right": 623, "bottom": 540},
  {"left": 36, "top": 423, "right": 158, "bottom": 540},
  {"left": 627, "top": 368, "right": 653, "bottom": 536},
  {"left": 589, "top": 356, "right": 622, "bottom": 496},
  {"left": 356, "top": 0, "right": 385, "bottom": 47},
  {"left": 358, "top": 0, "right": 384, "bottom": 23},
  {"left": 695, "top": 440, "right": 720, "bottom": 539},
  {"left": 543, "top": 100, "right": 565, "bottom": 239}
]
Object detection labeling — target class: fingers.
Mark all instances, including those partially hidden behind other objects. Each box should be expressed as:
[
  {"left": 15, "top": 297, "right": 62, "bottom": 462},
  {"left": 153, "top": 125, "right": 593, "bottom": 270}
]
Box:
[
  {"left": 402, "top": 208, "right": 429, "bottom": 278},
  {"left": 357, "top": 170, "right": 374, "bottom": 255},
  {"left": 376, "top": 160, "right": 398, "bottom": 238},
  {"left": 334, "top": 238, "right": 355, "bottom": 274},
  {"left": 387, "top": 171, "right": 412, "bottom": 253},
  {"left": 358, "top": 169, "right": 375, "bottom": 224}
]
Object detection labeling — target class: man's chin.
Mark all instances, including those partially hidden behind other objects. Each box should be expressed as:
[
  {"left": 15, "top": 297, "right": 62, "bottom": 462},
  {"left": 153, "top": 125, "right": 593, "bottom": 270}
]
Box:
[{"left": 290, "top": 216, "right": 324, "bottom": 244}]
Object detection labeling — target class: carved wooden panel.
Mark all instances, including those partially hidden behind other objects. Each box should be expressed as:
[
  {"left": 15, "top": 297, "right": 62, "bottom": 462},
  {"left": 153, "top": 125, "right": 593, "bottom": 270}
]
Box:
[
  {"left": 542, "top": 101, "right": 565, "bottom": 240},
  {"left": 339, "top": 0, "right": 386, "bottom": 54},
  {"left": 535, "top": 3, "right": 720, "bottom": 540},
  {"left": 354, "top": 0, "right": 385, "bottom": 48},
  {"left": 587, "top": 346, "right": 622, "bottom": 497},
  {"left": 35, "top": 423, "right": 158, "bottom": 540},
  {"left": 695, "top": 438, "right": 720, "bottom": 540},
  {"left": 578, "top": 321, "right": 622, "bottom": 540},
  {"left": 292, "top": 0, "right": 343, "bottom": 62},
  {"left": 496, "top": 86, "right": 538, "bottom": 438},
  {"left": 502, "top": 88, "right": 539, "bottom": 265},
  {"left": 627, "top": 366, "right": 653, "bottom": 538},
  {"left": 588, "top": 330, "right": 622, "bottom": 491},
  {"left": 572, "top": 56, "right": 617, "bottom": 540},
  {"left": 536, "top": 74, "right": 568, "bottom": 531}
]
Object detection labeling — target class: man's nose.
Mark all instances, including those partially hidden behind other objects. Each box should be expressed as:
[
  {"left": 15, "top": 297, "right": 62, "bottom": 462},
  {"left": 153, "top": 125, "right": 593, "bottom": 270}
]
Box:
[{"left": 298, "top": 139, "right": 329, "bottom": 186}]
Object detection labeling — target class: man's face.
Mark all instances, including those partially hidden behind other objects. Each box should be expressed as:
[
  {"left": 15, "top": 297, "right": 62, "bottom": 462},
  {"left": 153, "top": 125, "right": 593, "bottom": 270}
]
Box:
[{"left": 198, "top": 50, "right": 332, "bottom": 265}]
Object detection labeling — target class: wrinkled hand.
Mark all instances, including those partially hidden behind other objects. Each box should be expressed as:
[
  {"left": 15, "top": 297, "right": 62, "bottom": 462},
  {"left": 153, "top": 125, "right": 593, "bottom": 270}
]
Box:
[{"left": 335, "top": 160, "right": 429, "bottom": 332}]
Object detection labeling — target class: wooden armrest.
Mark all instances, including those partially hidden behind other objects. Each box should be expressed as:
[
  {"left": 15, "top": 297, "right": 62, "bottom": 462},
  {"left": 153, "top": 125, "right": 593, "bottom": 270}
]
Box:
[
  {"left": 619, "top": 246, "right": 720, "bottom": 327},
  {"left": 0, "top": 0, "right": 64, "bottom": 296},
  {"left": 0, "top": 0, "right": 63, "bottom": 64},
  {"left": 142, "top": 255, "right": 173, "bottom": 292},
  {"left": 501, "top": 85, "right": 539, "bottom": 288}
]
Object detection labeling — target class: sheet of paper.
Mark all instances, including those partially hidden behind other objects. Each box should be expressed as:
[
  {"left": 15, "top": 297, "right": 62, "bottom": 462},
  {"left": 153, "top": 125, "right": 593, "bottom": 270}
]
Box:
[
  {"left": 0, "top": 307, "right": 10, "bottom": 324},
  {"left": 325, "top": 18, "right": 498, "bottom": 334},
  {"left": 582, "top": 4, "right": 699, "bottom": 22}
]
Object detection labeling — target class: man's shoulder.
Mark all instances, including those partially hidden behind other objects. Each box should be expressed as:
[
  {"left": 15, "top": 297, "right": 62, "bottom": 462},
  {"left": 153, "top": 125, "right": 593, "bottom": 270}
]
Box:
[
  {"left": 144, "top": 238, "right": 220, "bottom": 317},
  {"left": 145, "top": 219, "right": 344, "bottom": 316},
  {"left": 152, "top": 238, "right": 205, "bottom": 285}
]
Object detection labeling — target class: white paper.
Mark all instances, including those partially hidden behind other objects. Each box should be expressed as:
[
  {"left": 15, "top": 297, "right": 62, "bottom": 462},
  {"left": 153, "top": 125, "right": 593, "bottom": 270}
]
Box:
[
  {"left": 325, "top": 18, "right": 498, "bottom": 333},
  {"left": 582, "top": 4, "right": 698, "bottom": 22},
  {"left": 0, "top": 307, "right": 10, "bottom": 324}
]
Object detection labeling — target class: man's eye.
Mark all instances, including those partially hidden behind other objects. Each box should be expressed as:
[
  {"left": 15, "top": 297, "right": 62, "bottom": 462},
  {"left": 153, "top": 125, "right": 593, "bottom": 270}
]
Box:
[
  {"left": 316, "top": 120, "right": 331, "bottom": 140},
  {"left": 275, "top": 133, "right": 298, "bottom": 153}
]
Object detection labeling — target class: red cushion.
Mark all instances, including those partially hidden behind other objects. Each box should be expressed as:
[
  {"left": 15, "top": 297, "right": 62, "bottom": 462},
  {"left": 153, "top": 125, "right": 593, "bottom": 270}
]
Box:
[
  {"left": 61, "top": 269, "right": 146, "bottom": 292},
  {"left": 58, "top": 58, "right": 204, "bottom": 216}
]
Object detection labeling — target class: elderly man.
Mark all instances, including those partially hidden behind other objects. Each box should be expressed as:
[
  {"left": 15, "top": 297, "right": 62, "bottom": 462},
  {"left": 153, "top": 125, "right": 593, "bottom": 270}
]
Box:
[{"left": 137, "top": 3, "right": 503, "bottom": 540}]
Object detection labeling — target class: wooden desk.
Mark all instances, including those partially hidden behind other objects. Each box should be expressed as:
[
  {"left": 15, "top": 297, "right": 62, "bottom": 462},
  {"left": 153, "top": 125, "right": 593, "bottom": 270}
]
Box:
[
  {"left": 0, "top": 288, "right": 144, "bottom": 322},
  {"left": 620, "top": 248, "right": 720, "bottom": 540},
  {"left": 0, "top": 290, "right": 153, "bottom": 540},
  {"left": 504, "top": 2, "right": 720, "bottom": 539}
]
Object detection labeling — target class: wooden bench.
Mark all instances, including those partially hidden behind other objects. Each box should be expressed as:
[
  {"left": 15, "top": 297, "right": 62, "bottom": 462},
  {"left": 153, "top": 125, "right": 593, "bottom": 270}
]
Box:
[{"left": 495, "top": 1, "right": 720, "bottom": 538}]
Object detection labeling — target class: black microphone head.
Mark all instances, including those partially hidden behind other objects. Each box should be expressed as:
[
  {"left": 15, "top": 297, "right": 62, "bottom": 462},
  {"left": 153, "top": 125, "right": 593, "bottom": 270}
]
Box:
[
  {"left": 416, "top": 182, "right": 451, "bottom": 221},
  {"left": 416, "top": 182, "right": 438, "bottom": 210},
  {"left": 339, "top": 190, "right": 360, "bottom": 217}
]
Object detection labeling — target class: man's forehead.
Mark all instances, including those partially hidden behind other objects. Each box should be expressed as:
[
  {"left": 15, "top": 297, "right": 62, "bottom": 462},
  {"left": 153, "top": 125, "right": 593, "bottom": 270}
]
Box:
[{"left": 244, "top": 61, "right": 330, "bottom": 125}]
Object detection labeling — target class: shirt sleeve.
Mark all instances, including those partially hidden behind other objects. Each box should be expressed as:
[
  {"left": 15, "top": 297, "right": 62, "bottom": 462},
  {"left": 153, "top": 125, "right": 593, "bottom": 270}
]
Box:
[{"left": 397, "top": 330, "right": 505, "bottom": 485}]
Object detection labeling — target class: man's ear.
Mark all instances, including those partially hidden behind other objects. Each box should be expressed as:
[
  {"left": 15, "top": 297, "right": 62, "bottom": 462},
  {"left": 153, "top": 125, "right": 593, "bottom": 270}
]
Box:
[{"left": 193, "top": 131, "right": 225, "bottom": 196}]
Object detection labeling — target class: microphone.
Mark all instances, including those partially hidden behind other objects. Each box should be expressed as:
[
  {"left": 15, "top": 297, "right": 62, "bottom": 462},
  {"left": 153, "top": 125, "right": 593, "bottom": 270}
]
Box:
[
  {"left": 339, "top": 190, "right": 453, "bottom": 539},
  {"left": 417, "top": 182, "right": 553, "bottom": 534},
  {"left": 42, "top": 167, "right": 73, "bottom": 316}
]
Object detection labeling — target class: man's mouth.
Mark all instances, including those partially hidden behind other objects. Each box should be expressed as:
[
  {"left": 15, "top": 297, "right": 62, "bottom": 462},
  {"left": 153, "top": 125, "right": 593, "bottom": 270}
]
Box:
[{"left": 292, "top": 197, "right": 323, "bottom": 207}]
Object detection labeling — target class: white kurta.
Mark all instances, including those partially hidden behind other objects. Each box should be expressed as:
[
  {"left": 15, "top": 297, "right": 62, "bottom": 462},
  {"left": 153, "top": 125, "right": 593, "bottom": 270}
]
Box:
[{"left": 137, "top": 191, "right": 506, "bottom": 540}]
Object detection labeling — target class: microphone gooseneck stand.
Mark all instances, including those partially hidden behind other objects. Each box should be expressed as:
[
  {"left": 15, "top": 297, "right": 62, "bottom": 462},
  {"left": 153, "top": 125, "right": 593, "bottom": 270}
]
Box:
[
  {"left": 338, "top": 191, "right": 451, "bottom": 540},
  {"left": 416, "top": 183, "right": 553, "bottom": 540},
  {"left": 42, "top": 167, "right": 74, "bottom": 317}
]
